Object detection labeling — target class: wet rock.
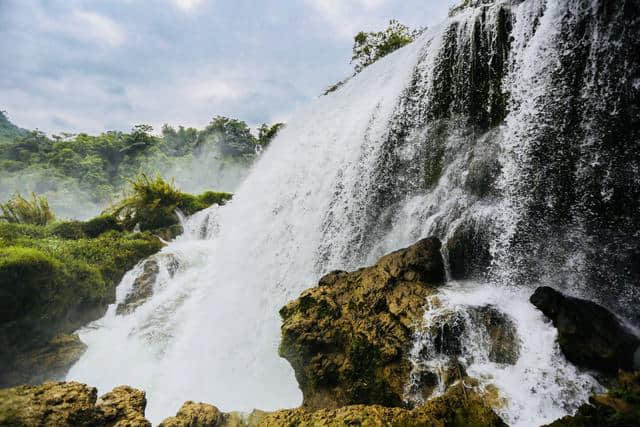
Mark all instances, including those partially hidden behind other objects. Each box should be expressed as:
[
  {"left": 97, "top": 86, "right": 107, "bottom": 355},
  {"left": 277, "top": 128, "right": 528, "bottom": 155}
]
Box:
[
  {"left": 117, "top": 252, "right": 182, "bottom": 316},
  {"left": 1, "top": 333, "right": 87, "bottom": 387},
  {"left": 116, "top": 258, "right": 160, "bottom": 315},
  {"left": 530, "top": 287, "right": 640, "bottom": 375},
  {"left": 424, "top": 305, "right": 519, "bottom": 364},
  {"left": 0, "top": 381, "right": 150, "bottom": 426},
  {"left": 279, "top": 237, "right": 446, "bottom": 409},
  {"left": 256, "top": 382, "right": 506, "bottom": 427},
  {"left": 472, "top": 306, "right": 520, "bottom": 365},
  {"left": 159, "top": 401, "right": 224, "bottom": 427},
  {"left": 446, "top": 219, "right": 492, "bottom": 280}
]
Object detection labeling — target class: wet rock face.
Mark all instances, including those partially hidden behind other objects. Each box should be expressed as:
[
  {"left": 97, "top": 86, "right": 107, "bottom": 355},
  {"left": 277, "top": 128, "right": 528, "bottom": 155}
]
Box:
[
  {"left": 0, "top": 382, "right": 150, "bottom": 426},
  {"left": 116, "top": 258, "right": 160, "bottom": 315},
  {"left": 446, "top": 220, "right": 492, "bottom": 281},
  {"left": 279, "top": 237, "right": 446, "bottom": 409},
  {"left": 530, "top": 287, "right": 640, "bottom": 375},
  {"left": 116, "top": 253, "right": 180, "bottom": 316},
  {"left": 1, "top": 333, "right": 87, "bottom": 387}
]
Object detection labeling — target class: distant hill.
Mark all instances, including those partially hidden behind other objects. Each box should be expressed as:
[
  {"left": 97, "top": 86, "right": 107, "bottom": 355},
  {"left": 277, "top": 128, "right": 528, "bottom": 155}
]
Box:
[{"left": 0, "top": 111, "right": 27, "bottom": 144}]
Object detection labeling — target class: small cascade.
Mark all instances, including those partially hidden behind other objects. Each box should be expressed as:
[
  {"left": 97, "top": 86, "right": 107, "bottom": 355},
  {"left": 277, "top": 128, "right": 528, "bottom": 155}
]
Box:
[{"left": 404, "top": 282, "right": 603, "bottom": 427}]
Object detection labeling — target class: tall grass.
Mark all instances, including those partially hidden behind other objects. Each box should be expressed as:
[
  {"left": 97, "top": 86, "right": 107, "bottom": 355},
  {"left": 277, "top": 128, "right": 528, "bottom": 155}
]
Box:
[{"left": 0, "top": 192, "right": 55, "bottom": 226}]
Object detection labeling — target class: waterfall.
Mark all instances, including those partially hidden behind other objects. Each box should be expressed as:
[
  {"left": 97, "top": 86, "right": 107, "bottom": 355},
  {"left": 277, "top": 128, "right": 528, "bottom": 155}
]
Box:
[{"left": 67, "top": 0, "right": 639, "bottom": 425}]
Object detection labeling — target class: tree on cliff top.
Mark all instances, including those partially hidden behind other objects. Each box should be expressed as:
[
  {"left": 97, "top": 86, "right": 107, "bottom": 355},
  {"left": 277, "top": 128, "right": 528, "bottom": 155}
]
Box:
[{"left": 351, "top": 20, "right": 423, "bottom": 73}]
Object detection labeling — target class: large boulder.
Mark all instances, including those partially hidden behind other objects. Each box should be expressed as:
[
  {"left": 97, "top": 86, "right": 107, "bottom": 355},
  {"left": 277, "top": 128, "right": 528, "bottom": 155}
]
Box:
[
  {"left": 530, "top": 286, "right": 640, "bottom": 375},
  {"left": 0, "top": 381, "right": 150, "bottom": 426},
  {"left": 279, "top": 237, "right": 446, "bottom": 409}
]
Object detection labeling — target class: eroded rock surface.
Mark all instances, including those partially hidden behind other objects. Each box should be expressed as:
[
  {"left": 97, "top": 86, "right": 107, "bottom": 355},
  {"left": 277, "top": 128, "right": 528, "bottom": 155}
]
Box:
[
  {"left": 0, "top": 381, "right": 150, "bottom": 426},
  {"left": 2, "top": 333, "right": 87, "bottom": 387},
  {"left": 159, "top": 401, "right": 224, "bottom": 427},
  {"left": 279, "top": 237, "right": 446, "bottom": 409},
  {"left": 530, "top": 286, "right": 640, "bottom": 375}
]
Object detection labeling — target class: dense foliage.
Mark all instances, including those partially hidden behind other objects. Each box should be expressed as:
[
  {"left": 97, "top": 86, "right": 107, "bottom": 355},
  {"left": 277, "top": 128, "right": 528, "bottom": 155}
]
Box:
[
  {"left": 351, "top": 20, "right": 422, "bottom": 73},
  {"left": 108, "top": 174, "right": 231, "bottom": 231},
  {"left": 0, "top": 113, "right": 281, "bottom": 219}
]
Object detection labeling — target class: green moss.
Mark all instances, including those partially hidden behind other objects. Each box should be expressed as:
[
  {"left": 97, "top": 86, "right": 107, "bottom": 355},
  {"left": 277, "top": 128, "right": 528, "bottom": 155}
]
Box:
[
  {"left": 47, "top": 221, "right": 86, "bottom": 239},
  {"left": 81, "top": 214, "right": 122, "bottom": 238},
  {"left": 0, "top": 219, "right": 164, "bottom": 386}
]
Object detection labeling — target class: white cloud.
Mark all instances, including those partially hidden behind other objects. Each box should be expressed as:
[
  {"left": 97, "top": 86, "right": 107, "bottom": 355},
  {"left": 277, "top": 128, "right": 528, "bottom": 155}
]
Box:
[
  {"left": 303, "top": 0, "right": 389, "bottom": 40},
  {"left": 69, "top": 11, "right": 126, "bottom": 47},
  {"left": 35, "top": 9, "right": 126, "bottom": 47},
  {"left": 173, "top": 0, "right": 205, "bottom": 12}
]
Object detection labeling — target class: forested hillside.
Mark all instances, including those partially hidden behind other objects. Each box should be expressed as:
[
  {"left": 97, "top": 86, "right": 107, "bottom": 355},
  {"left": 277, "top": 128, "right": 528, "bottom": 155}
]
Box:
[{"left": 0, "top": 112, "right": 282, "bottom": 219}]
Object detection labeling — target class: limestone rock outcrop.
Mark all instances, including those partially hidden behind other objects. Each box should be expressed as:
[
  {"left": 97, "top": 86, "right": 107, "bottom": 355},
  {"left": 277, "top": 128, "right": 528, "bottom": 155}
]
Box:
[
  {"left": 279, "top": 237, "right": 446, "bottom": 409},
  {"left": 0, "top": 381, "right": 150, "bottom": 426},
  {"left": 159, "top": 401, "right": 224, "bottom": 427},
  {"left": 530, "top": 286, "right": 640, "bottom": 375}
]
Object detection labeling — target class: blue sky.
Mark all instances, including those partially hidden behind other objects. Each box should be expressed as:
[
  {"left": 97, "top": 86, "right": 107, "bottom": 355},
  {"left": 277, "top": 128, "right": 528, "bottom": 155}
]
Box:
[{"left": 0, "top": 0, "right": 456, "bottom": 134}]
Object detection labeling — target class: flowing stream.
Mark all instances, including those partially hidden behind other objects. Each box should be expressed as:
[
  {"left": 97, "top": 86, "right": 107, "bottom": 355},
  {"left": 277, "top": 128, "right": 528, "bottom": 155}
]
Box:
[{"left": 67, "top": 1, "right": 639, "bottom": 425}]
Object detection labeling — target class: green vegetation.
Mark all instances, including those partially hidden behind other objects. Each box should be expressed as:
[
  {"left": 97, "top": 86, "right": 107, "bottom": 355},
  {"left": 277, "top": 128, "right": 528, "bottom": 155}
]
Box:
[
  {"left": 0, "top": 111, "right": 26, "bottom": 146},
  {"left": 324, "top": 20, "right": 422, "bottom": 95},
  {"left": 0, "top": 112, "right": 281, "bottom": 219},
  {"left": 108, "top": 174, "right": 231, "bottom": 232},
  {"left": 0, "top": 193, "right": 54, "bottom": 226},
  {"left": 351, "top": 20, "right": 423, "bottom": 73}
]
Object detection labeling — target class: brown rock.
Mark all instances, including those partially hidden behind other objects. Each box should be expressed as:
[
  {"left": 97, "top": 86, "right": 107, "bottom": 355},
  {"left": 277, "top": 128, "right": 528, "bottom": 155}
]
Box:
[
  {"left": 0, "top": 381, "right": 150, "bottom": 426},
  {"left": 159, "top": 401, "right": 224, "bottom": 427},
  {"left": 2, "top": 333, "right": 87, "bottom": 387},
  {"left": 97, "top": 385, "right": 150, "bottom": 426},
  {"left": 279, "top": 237, "right": 446, "bottom": 409}
]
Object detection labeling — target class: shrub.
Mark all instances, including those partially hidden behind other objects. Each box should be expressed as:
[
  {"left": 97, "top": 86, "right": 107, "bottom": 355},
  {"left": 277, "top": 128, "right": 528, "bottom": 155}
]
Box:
[
  {"left": 352, "top": 20, "right": 422, "bottom": 73},
  {"left": 108, "top": 173, "right": 232, "bottom": 231},
  {"left": 108, "top": 173, "right": 185, "bottom": 231},
  {"left": 0, "top": 193, "right": 54, "bottom": 226}
]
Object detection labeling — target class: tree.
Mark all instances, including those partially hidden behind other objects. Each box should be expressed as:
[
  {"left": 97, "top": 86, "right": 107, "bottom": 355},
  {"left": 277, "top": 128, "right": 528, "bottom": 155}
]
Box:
[
  {"left": 257, "top": 123, "right": 285, "bottom": 149},
  {"left": 351, "top": 20, "right": 423, "bottom": 73}
]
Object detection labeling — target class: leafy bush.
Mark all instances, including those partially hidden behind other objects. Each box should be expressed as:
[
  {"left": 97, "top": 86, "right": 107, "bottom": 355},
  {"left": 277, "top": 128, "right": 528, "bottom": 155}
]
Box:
[
  {"left": 108, "top": 174, "right": 232, "bottom": 231},
  {"left": 0, "top": 193, "right": 54, "bottom": 226},
  {"left": 351, "top": 20, "right": 423, "bottom": 73}
]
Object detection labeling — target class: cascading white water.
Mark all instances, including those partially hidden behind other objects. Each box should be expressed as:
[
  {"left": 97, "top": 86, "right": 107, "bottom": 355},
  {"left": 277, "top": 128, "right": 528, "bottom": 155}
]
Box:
[
  {"left": 67, "top": 0, "right": 636, "bottom": 424},
  {"left": 67, "top": 29, "right": 429, "bottom": 422},
  {"left": 403, "top": 282, "right": 602, "bottom": 427}
]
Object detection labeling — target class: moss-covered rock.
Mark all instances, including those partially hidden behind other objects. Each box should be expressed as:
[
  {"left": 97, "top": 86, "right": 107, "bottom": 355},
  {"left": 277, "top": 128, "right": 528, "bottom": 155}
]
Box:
[
  {"left": 0, "top": 381, "right": 150, "bottom": 426},
  {"left": 279, "top": 237, "right": 446, "bottom": 409},
  {"left": 0, "top": 223, "right": 164, "bottom": 387},
  {"left": 530, "top": 287, "right": 640, "bottom": 376}
]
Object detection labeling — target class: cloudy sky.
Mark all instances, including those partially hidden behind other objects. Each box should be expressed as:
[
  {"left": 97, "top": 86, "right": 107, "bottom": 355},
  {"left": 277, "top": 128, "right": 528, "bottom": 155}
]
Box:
[{"left": 0, "top": 0, "right": 456, "bottom": 134}]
